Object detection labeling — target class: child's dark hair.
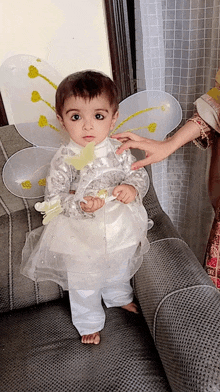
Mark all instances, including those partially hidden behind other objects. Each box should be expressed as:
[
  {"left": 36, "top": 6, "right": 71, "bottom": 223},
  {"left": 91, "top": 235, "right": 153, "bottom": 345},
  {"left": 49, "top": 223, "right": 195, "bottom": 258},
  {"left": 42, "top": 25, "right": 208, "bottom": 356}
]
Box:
[{"left": 56, "top": 70, "right": 119, "bottom": 117}]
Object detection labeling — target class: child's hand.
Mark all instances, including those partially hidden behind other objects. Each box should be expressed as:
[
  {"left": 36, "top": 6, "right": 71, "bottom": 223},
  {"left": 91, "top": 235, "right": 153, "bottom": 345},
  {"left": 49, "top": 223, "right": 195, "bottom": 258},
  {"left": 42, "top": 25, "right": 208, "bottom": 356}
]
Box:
[
  {"left": 112, "top": 184, "right": 137, "bottom": 204},
  {"left": 80, "top": 196, "right": 105, "bottom": 213}
]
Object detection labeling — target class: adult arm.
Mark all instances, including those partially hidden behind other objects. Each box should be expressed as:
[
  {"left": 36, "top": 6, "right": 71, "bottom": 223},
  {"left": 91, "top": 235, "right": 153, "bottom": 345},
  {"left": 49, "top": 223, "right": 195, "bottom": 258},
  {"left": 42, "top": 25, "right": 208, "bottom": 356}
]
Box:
[
  {"left": 111, "top": 120, "right": 203, "bottom": 170},
  {"left": 113, "top": 69, "right": 220, "bottom": 170}
]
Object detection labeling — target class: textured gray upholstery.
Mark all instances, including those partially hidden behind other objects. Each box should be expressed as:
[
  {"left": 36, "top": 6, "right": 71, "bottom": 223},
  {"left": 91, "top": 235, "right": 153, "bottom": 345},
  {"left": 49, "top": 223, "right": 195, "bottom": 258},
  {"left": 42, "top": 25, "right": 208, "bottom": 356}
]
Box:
[
  {"left": 134, "top": 184, "right": 220, "bottom": 391},
  {"left": 0, "top": 125, "right": 220, "bottom": 391},
  {"left": 0, "top": 125, "right": 63, "bottom": 313}
]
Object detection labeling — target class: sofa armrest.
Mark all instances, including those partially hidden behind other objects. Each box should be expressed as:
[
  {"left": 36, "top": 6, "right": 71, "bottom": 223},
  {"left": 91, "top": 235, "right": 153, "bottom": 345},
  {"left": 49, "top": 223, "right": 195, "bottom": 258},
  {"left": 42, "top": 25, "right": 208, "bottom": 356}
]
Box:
[{"left": 134, "top": 176, "right": 220, "bottom": 391}]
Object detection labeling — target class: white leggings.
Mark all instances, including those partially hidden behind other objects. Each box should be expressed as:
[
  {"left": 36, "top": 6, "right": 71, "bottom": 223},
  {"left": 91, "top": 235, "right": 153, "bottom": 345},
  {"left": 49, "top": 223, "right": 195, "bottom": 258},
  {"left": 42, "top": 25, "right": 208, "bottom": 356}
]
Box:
[{"left": 69, "top": 281, "right": 133, "bottom": 336}]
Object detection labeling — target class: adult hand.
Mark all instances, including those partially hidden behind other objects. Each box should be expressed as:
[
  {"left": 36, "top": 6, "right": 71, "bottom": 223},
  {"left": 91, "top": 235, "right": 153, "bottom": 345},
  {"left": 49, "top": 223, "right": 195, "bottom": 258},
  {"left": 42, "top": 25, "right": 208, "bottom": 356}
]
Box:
[
  {"left": 112, "top": 132, "right": 172, "bottom": 169},
  {"left": 80, "top": 196, "right": 105, "bottom": 213}
]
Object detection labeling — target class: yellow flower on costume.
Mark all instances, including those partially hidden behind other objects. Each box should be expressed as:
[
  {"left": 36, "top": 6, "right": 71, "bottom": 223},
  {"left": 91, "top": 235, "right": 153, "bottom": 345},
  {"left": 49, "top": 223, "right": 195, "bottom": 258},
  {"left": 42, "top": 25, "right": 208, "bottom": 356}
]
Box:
[
  {"left": 65, "top": 142, "right": 95, "bottom": 170},
  {"left": 35, "top": 197, "right": 63, "bottom": 225},
  {"left": 97, "top": 189, "right": 108, "bottom": 199}
]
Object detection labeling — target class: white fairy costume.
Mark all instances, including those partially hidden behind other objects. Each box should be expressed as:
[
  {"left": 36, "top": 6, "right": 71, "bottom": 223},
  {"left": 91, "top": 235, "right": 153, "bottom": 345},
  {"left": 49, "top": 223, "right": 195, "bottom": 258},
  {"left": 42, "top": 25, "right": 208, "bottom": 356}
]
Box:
[
  {"left": 21, "top": 137, "right": 150, "bottom": 291},
  {"left": 0, "top": 55, "right": 182, "bottom": 335}
]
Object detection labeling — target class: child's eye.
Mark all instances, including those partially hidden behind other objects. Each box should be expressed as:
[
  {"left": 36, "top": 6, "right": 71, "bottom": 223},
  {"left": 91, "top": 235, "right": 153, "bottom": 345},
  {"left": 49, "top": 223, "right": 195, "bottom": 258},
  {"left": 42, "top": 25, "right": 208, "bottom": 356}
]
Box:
[
  {"left": 95, "top": 114, "right": 104, "bottom": 120},
  {"left": 71, "top": 114, "right": 81, "bottom": 121}
]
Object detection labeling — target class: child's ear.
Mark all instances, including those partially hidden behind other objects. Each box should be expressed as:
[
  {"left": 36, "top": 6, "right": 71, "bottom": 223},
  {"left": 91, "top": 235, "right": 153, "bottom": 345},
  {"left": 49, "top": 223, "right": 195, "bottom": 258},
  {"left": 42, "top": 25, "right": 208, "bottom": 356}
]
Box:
[
  {"left": 110, "top": 111, "right": 119, "bottom": 130},
  {"left": 57, "top": 114, "right": 65, "bottom": 128}
]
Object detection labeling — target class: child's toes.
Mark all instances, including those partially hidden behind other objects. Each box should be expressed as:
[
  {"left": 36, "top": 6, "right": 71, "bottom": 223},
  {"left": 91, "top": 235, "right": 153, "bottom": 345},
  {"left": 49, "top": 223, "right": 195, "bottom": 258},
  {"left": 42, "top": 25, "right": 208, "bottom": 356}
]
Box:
[
  {"left": 81, "top": 332, "right": 100, "bottom": 345},
  {"left": 122, "top": 302, "right": 139, "bottom": 314},
  {"left": 93, "top": 333, "right": 101, "bottom": 345}
]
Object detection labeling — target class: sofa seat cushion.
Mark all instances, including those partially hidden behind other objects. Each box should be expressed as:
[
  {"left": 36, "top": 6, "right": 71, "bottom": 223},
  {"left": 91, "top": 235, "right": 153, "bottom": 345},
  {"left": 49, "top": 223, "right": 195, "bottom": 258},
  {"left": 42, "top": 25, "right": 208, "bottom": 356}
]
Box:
[{"left": 0, "top": 297, "right": 171, "bottom": 392}]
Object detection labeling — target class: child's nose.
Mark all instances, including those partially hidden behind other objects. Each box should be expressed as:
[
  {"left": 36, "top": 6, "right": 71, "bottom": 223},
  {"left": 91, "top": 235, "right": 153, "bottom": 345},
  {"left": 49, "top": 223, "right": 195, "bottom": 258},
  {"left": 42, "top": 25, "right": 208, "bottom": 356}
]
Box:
[{"left": 83, "top": 118, "right": 93, "bottom": 130}]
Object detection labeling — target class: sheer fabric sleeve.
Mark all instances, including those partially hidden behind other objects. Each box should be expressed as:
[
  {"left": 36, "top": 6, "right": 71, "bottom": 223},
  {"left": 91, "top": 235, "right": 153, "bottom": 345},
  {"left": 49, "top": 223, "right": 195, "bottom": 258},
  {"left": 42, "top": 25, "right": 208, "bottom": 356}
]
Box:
[
  {"left": 117, "top": 149, "right": 149, "bottom": 200},
  {"left": 44, "top": 147, "right": 91, "bottom": 218}
]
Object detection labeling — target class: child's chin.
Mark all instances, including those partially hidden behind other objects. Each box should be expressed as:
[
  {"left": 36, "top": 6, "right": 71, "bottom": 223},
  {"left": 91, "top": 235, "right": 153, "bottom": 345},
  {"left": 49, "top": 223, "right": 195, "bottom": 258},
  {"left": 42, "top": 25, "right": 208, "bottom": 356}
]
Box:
[{"left": 83, "top": 137, "right": 96, "bottom": 144}]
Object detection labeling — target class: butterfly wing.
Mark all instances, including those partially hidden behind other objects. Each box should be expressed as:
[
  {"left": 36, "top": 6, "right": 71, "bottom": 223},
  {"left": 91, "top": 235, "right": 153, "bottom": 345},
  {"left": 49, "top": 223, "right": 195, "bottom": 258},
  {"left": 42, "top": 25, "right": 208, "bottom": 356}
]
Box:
[
  {"left": 0, "top": 55, "right": 69, "bottom": 199},
  {"left": 0, "top": 54, "right": 69, "bottom": 148},
  {"left": 112, "top": 90, "right": 182, "bottom": 140},
  {"left": 3, "top": 147, "right": 56, "bottom": 198}
]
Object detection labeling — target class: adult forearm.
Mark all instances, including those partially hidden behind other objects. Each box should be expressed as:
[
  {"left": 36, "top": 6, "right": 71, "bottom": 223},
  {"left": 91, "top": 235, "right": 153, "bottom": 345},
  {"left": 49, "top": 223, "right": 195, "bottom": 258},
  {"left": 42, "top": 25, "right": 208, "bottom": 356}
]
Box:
[
  {"left": 166, "top": 120, "right": 201, "bottom": 153},
  {"left": 112, "top": 116, "right": 204, "bottom": 168}
]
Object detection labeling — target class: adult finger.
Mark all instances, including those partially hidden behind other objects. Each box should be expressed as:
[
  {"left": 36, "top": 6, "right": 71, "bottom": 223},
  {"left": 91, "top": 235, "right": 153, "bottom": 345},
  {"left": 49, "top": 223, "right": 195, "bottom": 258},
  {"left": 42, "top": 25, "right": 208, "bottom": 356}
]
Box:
[
  {"left": 116, "top": 140, "right": 146, "bottom": 154},
  {"left": 111, "top": 132, "right": 141, "bottom": 141},
  {"left": 131, "top": 156, "right": 153, "bottom": 170}
]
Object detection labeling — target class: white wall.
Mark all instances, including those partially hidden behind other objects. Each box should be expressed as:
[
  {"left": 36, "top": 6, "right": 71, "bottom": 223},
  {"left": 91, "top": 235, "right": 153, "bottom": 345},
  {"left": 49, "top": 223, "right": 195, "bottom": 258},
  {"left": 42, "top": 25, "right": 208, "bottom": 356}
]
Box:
[{"left": 0, "top": 0, "right": 112, "bottom": 78}]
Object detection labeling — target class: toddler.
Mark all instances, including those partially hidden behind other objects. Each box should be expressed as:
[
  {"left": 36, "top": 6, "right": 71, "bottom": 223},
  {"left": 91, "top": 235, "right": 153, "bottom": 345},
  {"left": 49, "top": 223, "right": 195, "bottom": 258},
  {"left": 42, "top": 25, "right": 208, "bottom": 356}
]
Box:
[{"left": 21, "top": 70, "right": 150, "bottom": 344}]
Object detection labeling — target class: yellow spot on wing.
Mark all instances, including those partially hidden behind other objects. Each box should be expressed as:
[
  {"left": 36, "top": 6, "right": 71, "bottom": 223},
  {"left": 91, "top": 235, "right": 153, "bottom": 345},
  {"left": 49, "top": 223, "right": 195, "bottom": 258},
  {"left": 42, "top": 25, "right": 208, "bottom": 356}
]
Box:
[
  {"left": 31, "top": 91, "right": 55, "bottom": 111},
  {"left": 38, "top": 115, "right": 60, "bottom": 132},
  {"left": 28, "top": 65, "right": 39, "bottom": 79},
  {"left": 125, "top": 124, "right": 157, "bottom": 133},
  {"left": 21, "top": 180, "right": 32, "bottom": 189},
  {"left": 38, "top": 115, "right": 48, "bottom": 127},
  {"left": 64, "top": 142, "right": 95, "bottom": 170},
  {"left": 28, "top": 65, "right": 58, "bottom": 89},
  {"left": 31, "top": 91, "right": 41, "bottom": 102},
  {"left": 38, "top": 178, "right": 46, "bottom": 186},
  {"left": 110, "top": 105, "right": 164, "bottom": 135},
  {"left": 147, "top": 122, "right": 157, "bottom": 133}
]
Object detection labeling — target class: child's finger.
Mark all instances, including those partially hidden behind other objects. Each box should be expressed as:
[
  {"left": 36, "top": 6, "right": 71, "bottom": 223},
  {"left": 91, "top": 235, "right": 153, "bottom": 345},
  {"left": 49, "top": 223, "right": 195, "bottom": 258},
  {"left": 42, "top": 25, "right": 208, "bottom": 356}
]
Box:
[
  {"left": 94, "top": 198, "right": 103, "bottom": 209},
  {"left": 113, "top": 185, "right": 124, "bottom": 195},
  {"left": 116, "top": 190, "right": 127, "bottom": 202},
  {"left": 91, "top": 197, "right": 105, "bottom": 211},
  {"left": 122, "top": 194, "right": 131, "bottom": 204},
  {"left": 87, "top": 200, "right": 95, "bottom": 209},
  {"left": 121, "top": 193, "right": 131, "bottom": 203},
  {"left": 80, "top": 197, "right": 94, "bottom": 211}
]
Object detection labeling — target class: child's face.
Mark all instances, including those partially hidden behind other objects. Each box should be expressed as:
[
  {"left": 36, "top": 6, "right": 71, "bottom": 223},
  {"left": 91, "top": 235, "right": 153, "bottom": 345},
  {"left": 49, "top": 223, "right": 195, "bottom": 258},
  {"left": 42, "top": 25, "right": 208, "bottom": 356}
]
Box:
[{"left": 57, "top": 94, "right": 119, "bottom": 146}]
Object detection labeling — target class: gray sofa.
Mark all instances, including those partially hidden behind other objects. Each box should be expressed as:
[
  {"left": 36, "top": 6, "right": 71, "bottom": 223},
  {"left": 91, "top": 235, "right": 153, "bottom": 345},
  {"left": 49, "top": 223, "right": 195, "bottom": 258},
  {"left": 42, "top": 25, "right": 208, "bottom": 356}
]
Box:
[{"left": 1, "top": 124, "right": 220, "bottom": 392}]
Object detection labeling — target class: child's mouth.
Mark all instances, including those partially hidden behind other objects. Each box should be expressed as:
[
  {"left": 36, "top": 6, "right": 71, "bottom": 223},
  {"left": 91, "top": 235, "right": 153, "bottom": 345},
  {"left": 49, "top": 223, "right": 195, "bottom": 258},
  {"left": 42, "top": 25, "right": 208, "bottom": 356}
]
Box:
[{"left": 83, "top": 136, "right": 95, "bottom": 140}]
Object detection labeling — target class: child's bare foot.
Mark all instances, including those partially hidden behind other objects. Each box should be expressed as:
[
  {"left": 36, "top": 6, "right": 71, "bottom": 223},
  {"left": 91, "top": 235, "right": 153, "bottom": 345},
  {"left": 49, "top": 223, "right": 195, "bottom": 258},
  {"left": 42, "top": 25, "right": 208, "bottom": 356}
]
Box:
[
  {"left": 122, "top": 302, "right": 139, "bottom": 314},
  {"left": 81, "top": 332, "right": 100, "bottom": 345}
]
